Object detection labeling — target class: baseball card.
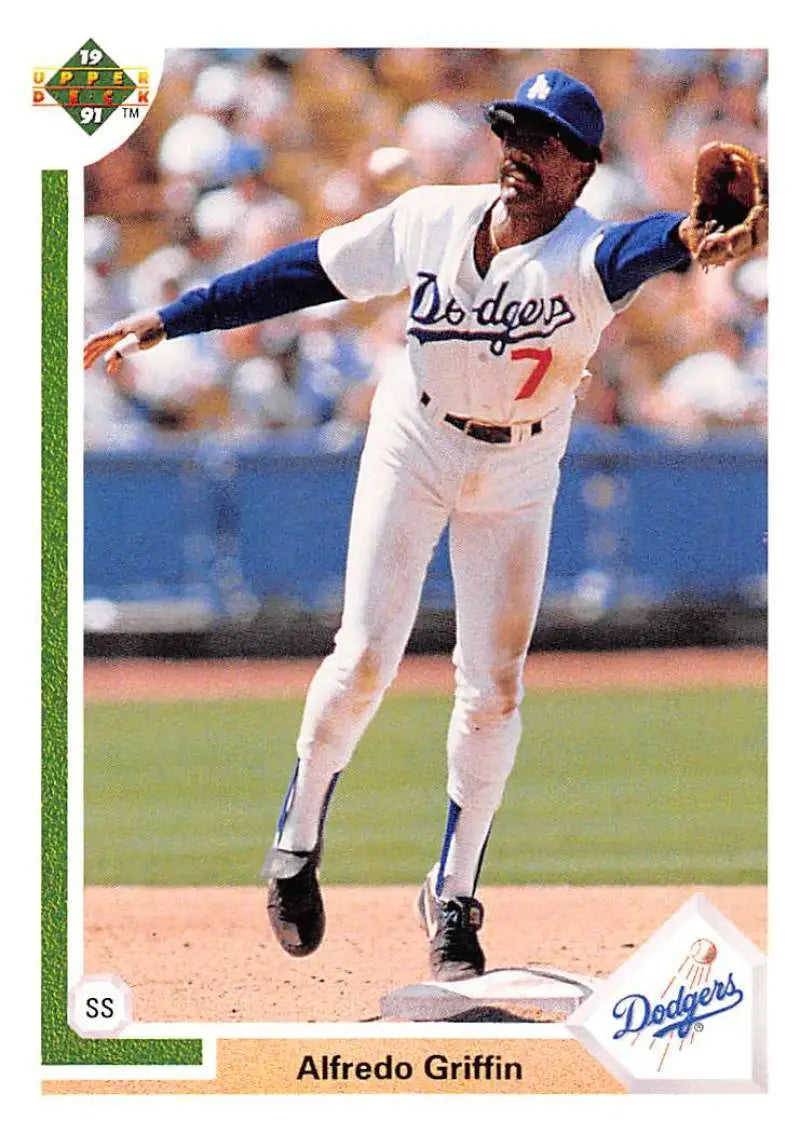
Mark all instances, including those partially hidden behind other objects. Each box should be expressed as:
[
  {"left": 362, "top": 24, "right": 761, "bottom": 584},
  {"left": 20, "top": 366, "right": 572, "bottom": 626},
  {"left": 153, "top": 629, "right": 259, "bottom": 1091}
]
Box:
[{"left": 14, "top": 3, "right": 785, "bottom": 1124}]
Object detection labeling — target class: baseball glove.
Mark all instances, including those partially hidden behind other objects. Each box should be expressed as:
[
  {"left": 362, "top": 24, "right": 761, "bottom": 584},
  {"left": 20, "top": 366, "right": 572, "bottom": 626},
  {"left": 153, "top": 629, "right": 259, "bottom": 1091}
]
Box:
[{"left": 682, "top": 141, "right": 768, "bottom": 269}]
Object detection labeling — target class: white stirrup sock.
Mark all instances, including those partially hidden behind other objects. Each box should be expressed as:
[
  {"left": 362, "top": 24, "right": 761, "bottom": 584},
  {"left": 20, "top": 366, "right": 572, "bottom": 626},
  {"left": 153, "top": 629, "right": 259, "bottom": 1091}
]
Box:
[
  {"left": 436, "top": 798, "right": 493, "bottom": 900},
  {"left": 275, "top": 764, "right": 341, "bottom": 852}
]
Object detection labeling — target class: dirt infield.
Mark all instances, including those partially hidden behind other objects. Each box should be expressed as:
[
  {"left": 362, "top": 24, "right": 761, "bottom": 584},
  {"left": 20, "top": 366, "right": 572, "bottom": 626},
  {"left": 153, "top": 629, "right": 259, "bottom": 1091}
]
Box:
[
  {"left": 74, "top": 648, "right": 767, "bottom": 1093},
  {"left": 83, "top": 883, "right": 766, "bottom": 1025},
  {"left": 84, "top": 646, "right": 766, "bottom": 701}
]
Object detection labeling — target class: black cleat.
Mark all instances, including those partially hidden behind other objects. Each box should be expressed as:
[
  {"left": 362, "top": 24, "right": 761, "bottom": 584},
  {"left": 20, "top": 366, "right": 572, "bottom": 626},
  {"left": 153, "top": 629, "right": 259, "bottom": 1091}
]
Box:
[
  {"left": 417, "top": 868, "right": 486, "bottom": 982},
  {"left": 263, "top": 845, "right": 324, "bottom": 957}
]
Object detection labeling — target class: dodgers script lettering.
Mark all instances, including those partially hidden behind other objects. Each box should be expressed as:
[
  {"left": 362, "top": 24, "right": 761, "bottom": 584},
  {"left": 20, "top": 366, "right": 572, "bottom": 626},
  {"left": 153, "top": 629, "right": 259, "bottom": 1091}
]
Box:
[
  {"left": 612, "top": 973, "right": 744, "bottom": 1041},
  {"left": 408, "top": 271, "right": 575, "bottom": 355}
]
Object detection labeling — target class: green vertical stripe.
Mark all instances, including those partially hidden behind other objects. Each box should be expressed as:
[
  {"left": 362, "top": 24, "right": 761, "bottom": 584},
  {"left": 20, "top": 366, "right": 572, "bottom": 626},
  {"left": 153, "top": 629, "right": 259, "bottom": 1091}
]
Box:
[
  {"left": 40, "top": 170, "right": 201, "bottom": 1067},
  {"left": 41, "top": 167, "right": 69, "bottom": 1063}
]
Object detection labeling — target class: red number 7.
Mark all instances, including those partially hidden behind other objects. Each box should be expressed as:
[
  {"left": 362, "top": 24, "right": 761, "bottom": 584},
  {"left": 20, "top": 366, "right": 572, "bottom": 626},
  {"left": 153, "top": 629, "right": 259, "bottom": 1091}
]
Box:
[{"left": 512, "top": 346, "right": 552, "bottom": 400}]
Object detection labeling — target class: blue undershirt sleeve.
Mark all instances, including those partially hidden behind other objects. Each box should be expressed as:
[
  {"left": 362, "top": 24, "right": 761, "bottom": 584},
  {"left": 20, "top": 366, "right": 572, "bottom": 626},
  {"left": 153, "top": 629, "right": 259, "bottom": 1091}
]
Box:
[
  {"left": 595, "top": 211, "right": 691, "bottom": 305},
  {"left": 157, "top": 237, "right": 345, "bottom": 339}
]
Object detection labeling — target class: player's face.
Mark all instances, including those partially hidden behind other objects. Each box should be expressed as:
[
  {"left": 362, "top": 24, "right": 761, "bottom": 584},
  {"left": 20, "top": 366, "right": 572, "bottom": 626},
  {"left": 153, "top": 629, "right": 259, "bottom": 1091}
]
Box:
[{"left": 498, "top": 127, "right": 590, "bottom": 215}]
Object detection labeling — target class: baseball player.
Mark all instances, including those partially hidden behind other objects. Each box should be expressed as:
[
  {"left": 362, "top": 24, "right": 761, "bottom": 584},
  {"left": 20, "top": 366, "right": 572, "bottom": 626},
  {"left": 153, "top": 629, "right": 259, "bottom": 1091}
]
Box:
[{"left": 84, "top": 70, "right": 767, "bottom": 982}]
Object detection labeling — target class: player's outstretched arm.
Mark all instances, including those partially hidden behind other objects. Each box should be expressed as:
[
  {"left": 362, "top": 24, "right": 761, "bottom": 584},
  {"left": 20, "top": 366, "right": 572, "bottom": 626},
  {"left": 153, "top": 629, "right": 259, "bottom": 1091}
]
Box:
[
  {"left": 595, "top": 142, "right": 767, "bottom": 304},
  {"left": 83, "top": 236, "right": 345, "bottom": 376},
  {"left": 595, "top": 212, "right": 691, "bottom": 304},
  {"left": 83, "top": 311, "right": 166, "bottom": 376}
]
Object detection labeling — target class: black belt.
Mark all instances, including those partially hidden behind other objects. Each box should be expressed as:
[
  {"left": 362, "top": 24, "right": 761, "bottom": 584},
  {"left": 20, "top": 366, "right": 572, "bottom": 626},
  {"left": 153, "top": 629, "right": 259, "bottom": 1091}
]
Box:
[{"left": 420, "top": 391, "right": 542, "bottom": 444}]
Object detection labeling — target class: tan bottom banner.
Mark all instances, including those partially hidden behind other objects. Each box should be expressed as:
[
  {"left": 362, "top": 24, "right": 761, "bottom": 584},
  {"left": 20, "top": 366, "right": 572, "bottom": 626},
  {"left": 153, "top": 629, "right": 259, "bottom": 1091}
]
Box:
[{"left": 43, "top": 1038, "right": 623, "bottom": 1094}]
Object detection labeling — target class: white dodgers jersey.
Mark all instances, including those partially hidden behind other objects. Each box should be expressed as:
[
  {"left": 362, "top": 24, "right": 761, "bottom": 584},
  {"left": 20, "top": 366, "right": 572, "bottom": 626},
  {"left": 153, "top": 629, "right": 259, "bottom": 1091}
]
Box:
[{"left": 318, "top": 184, "right": 623, "bottom": 423}]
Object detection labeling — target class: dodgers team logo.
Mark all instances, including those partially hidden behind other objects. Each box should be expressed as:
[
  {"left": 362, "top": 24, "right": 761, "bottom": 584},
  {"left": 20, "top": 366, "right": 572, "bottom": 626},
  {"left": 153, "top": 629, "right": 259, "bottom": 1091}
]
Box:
[
  {"left": 611, "top": 937, "right": 744, "bottom": 1065},
  {"left": 526, "top": 74, "right": 552, "bottom": 102},
  {"left": 32, "top": 39, "right": 149, "bottom": 135},
  {"left": 408, "top": 271, "right": 575, "bottom": 356},
  {"left": 567, "top": 895, "right": 766, "bottom": 1092}
]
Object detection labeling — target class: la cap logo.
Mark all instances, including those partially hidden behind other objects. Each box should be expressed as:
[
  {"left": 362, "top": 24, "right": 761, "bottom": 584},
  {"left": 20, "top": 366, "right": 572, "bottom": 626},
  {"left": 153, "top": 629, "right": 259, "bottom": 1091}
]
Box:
[{"left": 526, "top": 74, "right": 552, "bottom": 101}]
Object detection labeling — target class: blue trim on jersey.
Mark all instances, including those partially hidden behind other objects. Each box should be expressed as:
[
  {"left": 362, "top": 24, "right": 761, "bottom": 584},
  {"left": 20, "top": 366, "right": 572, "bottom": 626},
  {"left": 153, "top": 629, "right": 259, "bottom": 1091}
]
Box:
[
  {"left": 595, "top": 211, "right": 690, "bottom": 304},
  {"left": 408, "top": 324, "right": 566, "bottom": 355},
  {"left": 158, "top": 237, "right": 344, "bottom": 339}
]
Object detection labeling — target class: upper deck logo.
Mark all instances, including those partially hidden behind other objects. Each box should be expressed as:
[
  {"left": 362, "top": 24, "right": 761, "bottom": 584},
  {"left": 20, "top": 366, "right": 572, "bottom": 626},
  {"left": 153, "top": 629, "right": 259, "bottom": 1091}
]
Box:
[
  {"left": 567, "top": 894, "right": 766, "bottom": 1092},
  {"left": 32, "top": 39, "right": 148, "bottom": 135}
]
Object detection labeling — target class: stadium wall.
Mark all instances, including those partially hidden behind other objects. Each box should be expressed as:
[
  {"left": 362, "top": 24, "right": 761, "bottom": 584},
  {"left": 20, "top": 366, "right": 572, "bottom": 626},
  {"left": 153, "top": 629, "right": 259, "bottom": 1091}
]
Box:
[{"left": 83, "top": 424, "right": 767, "bottom": 654}]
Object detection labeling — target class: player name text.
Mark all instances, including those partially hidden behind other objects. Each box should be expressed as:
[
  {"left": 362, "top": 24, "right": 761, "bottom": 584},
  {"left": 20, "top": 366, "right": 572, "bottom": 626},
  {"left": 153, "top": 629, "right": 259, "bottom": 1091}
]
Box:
[{"left": 296, "top": 1051, "right": 523, "bottom": 1082}]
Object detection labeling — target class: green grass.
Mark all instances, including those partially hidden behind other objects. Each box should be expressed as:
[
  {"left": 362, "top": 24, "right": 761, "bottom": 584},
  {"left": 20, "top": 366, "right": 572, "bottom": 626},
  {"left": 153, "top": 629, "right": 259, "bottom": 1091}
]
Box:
[{"left": 84, "top": 687, "right": 766, "bottom": 887}]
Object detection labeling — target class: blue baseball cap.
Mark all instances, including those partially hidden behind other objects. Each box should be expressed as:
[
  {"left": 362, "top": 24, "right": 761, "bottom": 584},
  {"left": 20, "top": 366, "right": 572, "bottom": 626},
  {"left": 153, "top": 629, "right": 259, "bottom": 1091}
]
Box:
[{"left": 485, "top": 70, "right": 604, "bottom": 157}]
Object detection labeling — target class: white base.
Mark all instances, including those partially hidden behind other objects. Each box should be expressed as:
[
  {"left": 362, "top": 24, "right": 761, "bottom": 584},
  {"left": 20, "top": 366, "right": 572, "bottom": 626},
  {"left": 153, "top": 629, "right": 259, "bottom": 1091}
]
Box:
[{"left": 381, "top": 966, "right": 600, "bottom": 1022}]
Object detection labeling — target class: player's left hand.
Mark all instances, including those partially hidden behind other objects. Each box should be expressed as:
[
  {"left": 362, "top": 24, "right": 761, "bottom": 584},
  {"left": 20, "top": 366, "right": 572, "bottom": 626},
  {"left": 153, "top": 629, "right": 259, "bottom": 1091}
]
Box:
[{"left": 678, "top": 141, "right": 768, "bottom": 270}]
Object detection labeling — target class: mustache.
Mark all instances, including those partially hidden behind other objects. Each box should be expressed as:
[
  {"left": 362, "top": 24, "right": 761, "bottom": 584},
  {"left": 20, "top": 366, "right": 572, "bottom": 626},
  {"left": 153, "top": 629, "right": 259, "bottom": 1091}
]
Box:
[{"left": 501, "top": 156, "right": 542, "bottom": 187}]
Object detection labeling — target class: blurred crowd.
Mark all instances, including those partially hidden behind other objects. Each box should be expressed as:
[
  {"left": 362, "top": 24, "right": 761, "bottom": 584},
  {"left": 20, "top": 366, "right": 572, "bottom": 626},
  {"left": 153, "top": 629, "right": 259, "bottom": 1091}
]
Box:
[{"left": 84, "top": 47, "right": 768, "bottom": 449}]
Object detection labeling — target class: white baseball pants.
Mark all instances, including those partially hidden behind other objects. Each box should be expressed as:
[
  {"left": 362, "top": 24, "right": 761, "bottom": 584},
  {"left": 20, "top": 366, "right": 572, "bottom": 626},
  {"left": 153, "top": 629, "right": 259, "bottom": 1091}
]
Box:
[{"left": 276, "top": 371, "right": 573, "bottom": 898}]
